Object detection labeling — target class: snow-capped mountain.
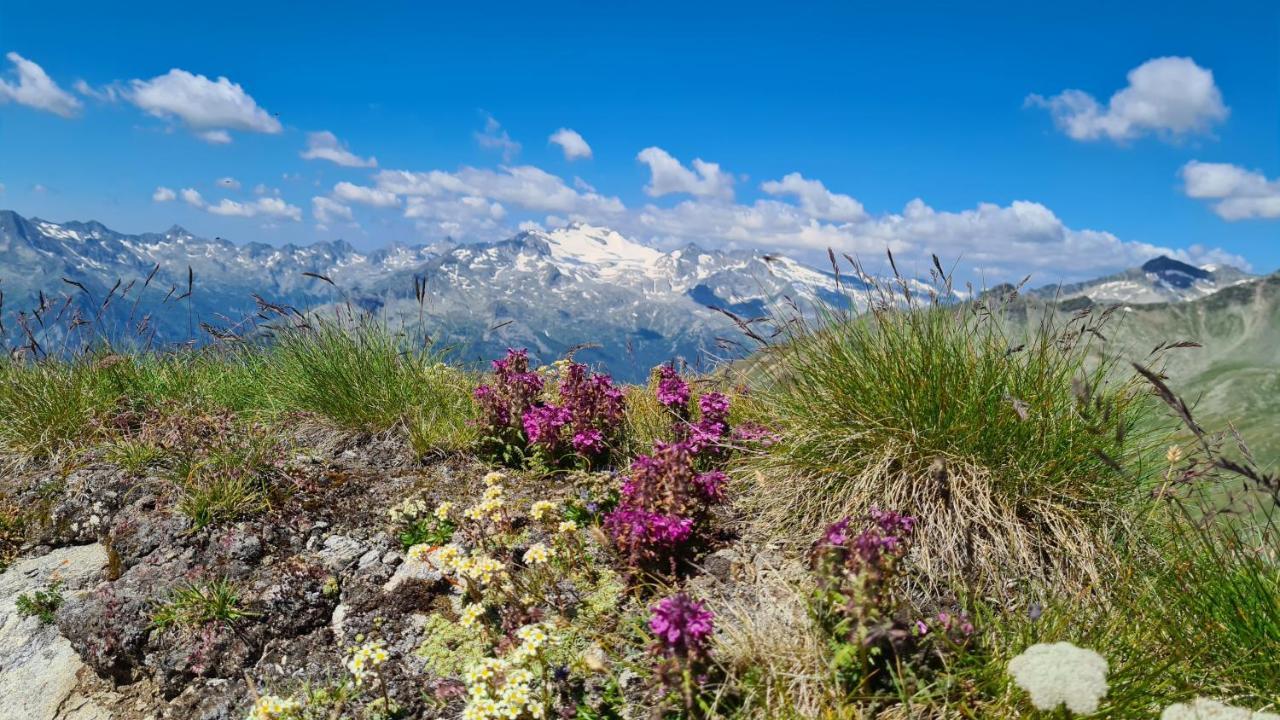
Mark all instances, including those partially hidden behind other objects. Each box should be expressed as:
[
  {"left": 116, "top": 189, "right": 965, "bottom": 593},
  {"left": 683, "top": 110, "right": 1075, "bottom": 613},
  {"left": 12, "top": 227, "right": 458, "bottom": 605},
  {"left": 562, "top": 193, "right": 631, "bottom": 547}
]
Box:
[
  {"left": 0, "top": 211, "right": 842, "bottom": 378},
  {"left": 1030, "top": 256, "right": 1255, "bottom": 305}
]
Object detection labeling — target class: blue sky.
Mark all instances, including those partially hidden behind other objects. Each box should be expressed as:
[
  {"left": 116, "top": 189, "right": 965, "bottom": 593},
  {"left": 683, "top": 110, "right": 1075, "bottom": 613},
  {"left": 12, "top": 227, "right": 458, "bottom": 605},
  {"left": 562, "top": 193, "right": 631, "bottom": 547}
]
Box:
[{"left": 1, "top": 0, "right": 1276, "bottom": 283}]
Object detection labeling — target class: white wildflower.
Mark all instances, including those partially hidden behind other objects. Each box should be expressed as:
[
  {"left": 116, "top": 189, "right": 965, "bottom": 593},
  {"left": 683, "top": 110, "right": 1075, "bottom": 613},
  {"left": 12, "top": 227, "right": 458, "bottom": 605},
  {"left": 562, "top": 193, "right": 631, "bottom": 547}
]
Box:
[
  {"left": 1007, "top": 642, "right": 1108, "bottom": 715},
  {"left": 1162, "top": 698, "right": 1280, "bottom": 720}
]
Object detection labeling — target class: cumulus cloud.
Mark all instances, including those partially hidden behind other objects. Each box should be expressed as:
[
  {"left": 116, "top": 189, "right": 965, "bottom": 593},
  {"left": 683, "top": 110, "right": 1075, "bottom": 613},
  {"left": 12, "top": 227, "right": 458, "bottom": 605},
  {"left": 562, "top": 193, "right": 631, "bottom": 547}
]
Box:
[
  {"left": 312, "top": 196, "right": 354, "bottom": 225},
  {"left": 152, "top": 186, "right": 176, "bottom": 202},
  {"left": 627, "top": 192, "right": 1245, "bottom": 279},
  {"left": 1181, "top": 161, "right": 1280, "bottom": 220},
  {"left": 333, "top": 181, "right": 400, "bottom": 207},
  {"left": 347, "top": 152, "right": 1241, "bottom": 281},
  {"left": 374, "top": 165, "right": 625, "bottom": 218},
  {"left": 301, "top": 130, "right": 377, "bottom": 168},
  {"left": 206, "top": 197, "right": 301, "bottom": 221},
  {"left": 549, "top": 128, "right": 592, "bottom": 160},
  {"left": 178, "top": 186, "right": 300, "bottom": 221},
  {"left": 179, "top": 187, "right": 205, "bottom": 207},
  {"left": 127, "top": 69, "right": 281, "bottom": 143},
  {"left": 1028, "top": 57, "right": 1227, "bottom": 143},
  {"left": 0, "top": 52, "right": 82, "bottom": 117},
  {"left": 475, "top": 114, "right": 521, "bottom": 161},
  {"left": 760, "top": 172, "right": 867, "bottom": 222},
  {"left": 405, "top": 195, "right": 507, "bottom": 237},
  {"left": 637, "top": 147, "right": 734, "bottom": 200}
]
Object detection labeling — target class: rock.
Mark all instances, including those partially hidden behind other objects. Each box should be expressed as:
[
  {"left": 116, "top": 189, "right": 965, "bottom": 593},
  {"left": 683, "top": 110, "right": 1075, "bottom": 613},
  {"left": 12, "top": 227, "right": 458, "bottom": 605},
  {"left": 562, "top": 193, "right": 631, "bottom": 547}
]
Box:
[
  {"left": 382, "top": 552, "right": 444, "bottom": 593},
  {"left": 702, "top": 548, "right": 742, "bottom": 583},
  {"left": 0, "top": 544, "right": 110, "bottom": 720},
  {"left": 317, "top": 535, "right": 363, "bottom": 573}
]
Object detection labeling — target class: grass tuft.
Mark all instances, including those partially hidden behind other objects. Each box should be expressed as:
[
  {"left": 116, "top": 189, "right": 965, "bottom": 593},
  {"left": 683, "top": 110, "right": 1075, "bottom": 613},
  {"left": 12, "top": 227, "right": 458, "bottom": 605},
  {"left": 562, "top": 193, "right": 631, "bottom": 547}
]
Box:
[{"left": 739, "top": 280, "right": 1155, "bottom": 595}]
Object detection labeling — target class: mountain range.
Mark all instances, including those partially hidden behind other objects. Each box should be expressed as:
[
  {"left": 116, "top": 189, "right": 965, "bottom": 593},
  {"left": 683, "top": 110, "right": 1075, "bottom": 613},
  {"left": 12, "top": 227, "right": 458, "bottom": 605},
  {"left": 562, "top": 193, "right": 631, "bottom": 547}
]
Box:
[
  {"left": 0, "top": 210, "right": 1266, "bottom": 386},
  {"left": 0, "top": 210, "right": 850, "bottom": 378}
]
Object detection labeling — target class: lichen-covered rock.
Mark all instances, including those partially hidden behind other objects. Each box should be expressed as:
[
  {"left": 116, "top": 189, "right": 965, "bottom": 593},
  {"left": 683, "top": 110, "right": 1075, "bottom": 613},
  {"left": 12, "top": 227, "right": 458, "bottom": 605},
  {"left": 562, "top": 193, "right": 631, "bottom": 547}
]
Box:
[{"left": 0, "top": 543, "right": 110, "bottom": 720}]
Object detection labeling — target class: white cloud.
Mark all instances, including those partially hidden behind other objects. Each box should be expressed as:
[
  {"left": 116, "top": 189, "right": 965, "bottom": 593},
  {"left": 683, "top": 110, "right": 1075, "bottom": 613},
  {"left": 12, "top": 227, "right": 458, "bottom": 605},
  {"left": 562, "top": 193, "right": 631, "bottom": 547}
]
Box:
[
  {"left": 627, "top": 193, "right": 1247, "bottom": 278},
  {"left": 127, "top": 69, "right": 281, "bottom": 143},
  {"left": 312, "top": 196, "right": 354, "bottom": 225},
  {"left": 760, "top": 172, "right": 867, "bottom": 222},
  {"left": 405, "top": 195, "right": 507, "bottom": 238},
  {"left": 637, "top": 147, "right": 734, "bottom": 200},
  {"left": 152, "top": 186, "right": 176, "bottom": 202},
  {"left": 73, "top": 78, "right": 120, "bottom": 103},
  {"left": 301, "top": 130, "right": 377, "bottom": 168},
  {"left": 179, "top": 187, "right": 204, "bottom": 207},
  {"left": 475, "top": 114, "right": 521, "bottom": 161},
  {"left": 206, "top": 196, "right": 301, "bottom": 221},
  {"left": 374, "top": 165, "right": 625, "bottom": 217},
  {"left": 253, "top": 183, "right": 279, "bottom": 196},
  {"left": 31, "top": 183, "right": 48, "bottom": 193},
  {"left": 0, "top": 183, "right": 6, "bottom": 193},
  {"left": 0, "top": 52, "right": 81, "bottom": 117},
  {"left": 549, "top": 128, "right": 592, "bottom": 160},
  {"left": 333, "top": 181, "right": 400, "bottom": 207},
  {"left": 217, "top": 176, "right": 241, "bottom": 190},
  {"left": 178, "top": 186, "right": 300, "bottom": 221},
  {"left": 1181, "top": 161, "right": 1280, "bottom": 220},
  {"left": 1028, "top": 57, "right": 1227, "bottom": 143},
  {"left": 357, "top": 154, "right": 1243, "bottom": 281}
]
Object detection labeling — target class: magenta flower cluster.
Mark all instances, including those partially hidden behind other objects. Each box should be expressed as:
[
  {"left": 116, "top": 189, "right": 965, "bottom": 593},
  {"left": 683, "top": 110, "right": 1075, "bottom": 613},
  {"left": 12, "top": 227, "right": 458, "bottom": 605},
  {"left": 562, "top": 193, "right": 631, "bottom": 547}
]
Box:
[
  {"left": 648, "top": 593, "right": 718, "bottom": 710},
  {"left": 814, "top": 508, "right": 916, "bottom": 589},
  {"left": 474, "top": 349, "right": 543, "bottom": 438},
  {"left": 604, "top": 368, "right": 747, "bottom": 574},
  {"left": 655, "top": 365, "right": 691, "bottom": 410},
  {"left": 474, "top": 349, "right": 625, "bottom": 466},
  {"left": 606, "top": 440, "right": 727, "bottom": 570},
  {"left": 649, "top": 593, "right": 715, "bottom": 660}
]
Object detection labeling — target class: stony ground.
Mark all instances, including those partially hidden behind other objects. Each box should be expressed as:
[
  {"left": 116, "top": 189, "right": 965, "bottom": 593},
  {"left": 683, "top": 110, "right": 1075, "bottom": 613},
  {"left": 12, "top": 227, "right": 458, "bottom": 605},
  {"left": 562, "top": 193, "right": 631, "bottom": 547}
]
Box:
[
  {"left": 0, "top": 424, "right": 497, "bottom": 720},
  {"left": 0, "top": 416, "right": 797, "bottom": 720}
]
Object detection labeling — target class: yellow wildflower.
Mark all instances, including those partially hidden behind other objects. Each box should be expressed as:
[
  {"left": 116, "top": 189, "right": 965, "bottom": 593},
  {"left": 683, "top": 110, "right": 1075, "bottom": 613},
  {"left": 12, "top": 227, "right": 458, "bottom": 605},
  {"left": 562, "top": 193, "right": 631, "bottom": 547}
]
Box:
[
  {"left": 523, "top": 543, "right": 552, "bottom": 565},
  {"left": 530, "top": 500, "right": 556, "bottom": 521}
]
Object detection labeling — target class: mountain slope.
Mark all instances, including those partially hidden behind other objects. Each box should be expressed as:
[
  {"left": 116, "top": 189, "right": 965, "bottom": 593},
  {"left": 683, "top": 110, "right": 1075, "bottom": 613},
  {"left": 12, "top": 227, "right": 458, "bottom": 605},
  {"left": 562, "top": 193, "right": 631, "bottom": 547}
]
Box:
[
  {"left": 0, "top": 211, "right": 840, "bottom": 379},
  {"left": 1031, "top": 255, "right": 1255, "bottom": 304},
  {"left": 1009, "top": 273, "right": 1280, "bottom": 467}
]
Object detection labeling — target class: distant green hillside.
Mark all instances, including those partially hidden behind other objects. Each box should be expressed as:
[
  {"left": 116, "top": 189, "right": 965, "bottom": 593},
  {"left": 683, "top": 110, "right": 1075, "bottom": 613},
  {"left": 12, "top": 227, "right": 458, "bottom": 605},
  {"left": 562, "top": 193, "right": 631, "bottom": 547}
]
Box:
[{"left": 1027, "top": 273, "right": 1280, "bottom": 468}]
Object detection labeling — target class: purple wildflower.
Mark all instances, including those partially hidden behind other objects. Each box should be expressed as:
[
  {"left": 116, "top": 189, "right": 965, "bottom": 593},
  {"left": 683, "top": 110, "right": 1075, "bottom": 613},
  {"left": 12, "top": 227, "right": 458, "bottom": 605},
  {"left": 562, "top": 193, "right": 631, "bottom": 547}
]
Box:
[
  {"left": 572, "top": 427, "right": 605, "bottom": 455},
  {"left": 522, "top": 404, "right": 573, "bottom": 448},
  {"left": 698, "top": 392, "right": 730, "bottom": 426},
  {"left": 604, "top": 507, "right": 693, "bottom": 547},
  {"left": 820, "top": 517, "right": 852, "bottom": 548},
  {"left": 649, "top": 594, "right": 715, "bottom": 659},
  {"left": 655, "top": 365, "right": 691, "bottom": 409},
  {"left": 694, "top": 470, "right": 728, "bottom": 502}
]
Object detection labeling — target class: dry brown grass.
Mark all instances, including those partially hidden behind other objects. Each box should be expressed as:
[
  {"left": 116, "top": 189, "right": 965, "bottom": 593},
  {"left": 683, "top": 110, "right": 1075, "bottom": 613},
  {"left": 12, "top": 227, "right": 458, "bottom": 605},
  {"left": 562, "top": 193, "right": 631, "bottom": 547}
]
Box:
[{"left": 739, "top": 449, "right": 1125, "bottom": 599}]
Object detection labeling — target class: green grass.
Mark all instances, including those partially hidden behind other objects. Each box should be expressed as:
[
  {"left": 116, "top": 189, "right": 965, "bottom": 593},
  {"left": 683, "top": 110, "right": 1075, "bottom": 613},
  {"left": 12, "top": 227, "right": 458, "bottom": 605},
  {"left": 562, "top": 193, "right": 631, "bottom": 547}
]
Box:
[
  {"left": 0, "top": 320, "right": 477, "bottom": 463},
  {"left": 170, "top": 426, "right": 282, "bottom": 529},
  {"left": 103, "top": 437, "right": 167, "bottom": 475},
  {"left": 738, "top": 283, "right": 1158, "bottom": 595},
  {"left": 16, "top": 581, "right": 64, "bottom": 625},
  {"left": 0, "top": 359, "right": 114, "bottom": 462},
  {"left": 151, "top": 578, "right": 255, "bottom": 630},
  {"left": 263, "top": 320, "right": 467, "bottom": 433}
]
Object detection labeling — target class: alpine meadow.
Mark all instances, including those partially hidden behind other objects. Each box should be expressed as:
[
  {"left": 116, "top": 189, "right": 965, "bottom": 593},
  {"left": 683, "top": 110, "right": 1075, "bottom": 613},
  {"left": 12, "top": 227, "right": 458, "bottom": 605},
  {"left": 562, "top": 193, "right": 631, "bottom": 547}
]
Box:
[{"left": 1, "top": 3, "right": 1277, "bottom": 719}]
